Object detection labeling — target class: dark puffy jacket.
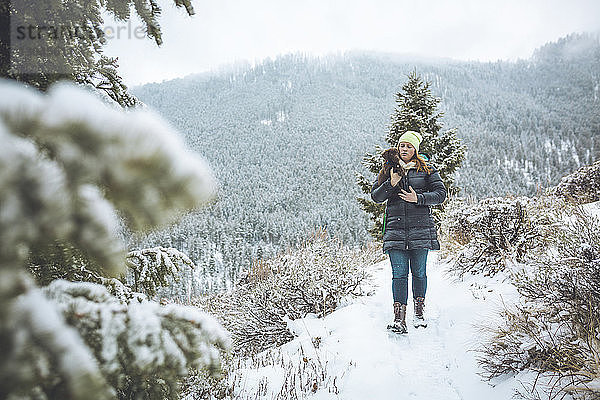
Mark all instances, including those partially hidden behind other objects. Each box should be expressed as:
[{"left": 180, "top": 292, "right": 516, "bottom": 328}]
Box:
[{"left": 371, "top": 166, "right": 447, "bottom": 253}]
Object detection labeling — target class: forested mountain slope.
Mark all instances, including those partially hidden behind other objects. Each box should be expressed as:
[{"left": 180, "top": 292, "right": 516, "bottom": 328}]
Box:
[{"left": 131, "top": 33, "right": 600, "bottom": 292}]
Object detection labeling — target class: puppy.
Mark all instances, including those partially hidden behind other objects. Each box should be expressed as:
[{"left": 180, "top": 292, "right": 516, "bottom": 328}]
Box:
[{"left": 377, "top": 148, "right": 404, "bottom": 186}]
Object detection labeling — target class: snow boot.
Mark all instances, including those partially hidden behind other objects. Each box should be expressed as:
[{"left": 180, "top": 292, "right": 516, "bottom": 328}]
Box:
[
  {"left": 387, "top": 302, "right": 408, "bottom": 334},
  {"left": 413, "top": 297, "right": 427, "bottom": 328}
]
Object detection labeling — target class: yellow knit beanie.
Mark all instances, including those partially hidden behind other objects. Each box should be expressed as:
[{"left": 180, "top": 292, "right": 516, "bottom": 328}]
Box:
[{"left": 397, "top": 131, "right": 423, "bottom": 153}]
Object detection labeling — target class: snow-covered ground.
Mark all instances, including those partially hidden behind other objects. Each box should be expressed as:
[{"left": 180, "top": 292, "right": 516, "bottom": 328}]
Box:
[{"left": 232, "top": 252, "right": 530, "bottom": 399}]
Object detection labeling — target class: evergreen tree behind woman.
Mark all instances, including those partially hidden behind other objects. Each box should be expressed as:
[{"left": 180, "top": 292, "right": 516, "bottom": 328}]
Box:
[{"left": 356, "top": 71, "right": 465, "bottom": 240}]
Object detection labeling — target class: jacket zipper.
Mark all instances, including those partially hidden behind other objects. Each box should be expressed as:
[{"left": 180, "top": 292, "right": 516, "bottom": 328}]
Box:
[{"left": 404, "top": 172, "right": 409, "bottom": 250}]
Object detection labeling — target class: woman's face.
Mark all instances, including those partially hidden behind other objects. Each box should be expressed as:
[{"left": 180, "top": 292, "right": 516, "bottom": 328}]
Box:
[{"left": 398, "top": 142, "right": 415, "bottom": 163}]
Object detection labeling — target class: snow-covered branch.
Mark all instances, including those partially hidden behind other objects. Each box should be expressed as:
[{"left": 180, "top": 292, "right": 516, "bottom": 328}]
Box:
[
  {"left": 0, "top": 80, "right": 224, "bottom": 399},
  {"left": 0, "top": 79, "right": 216, "bottom": 274},
  {"left": 126, "top": 246, "right": 195, "bottom": 297}
]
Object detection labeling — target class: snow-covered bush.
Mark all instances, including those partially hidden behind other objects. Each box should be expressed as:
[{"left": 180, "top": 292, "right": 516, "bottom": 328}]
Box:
[
  {"left": 478, "top": 207, "right": 600, "bottom": 399},
  {"left": 441, "top": 196, "right": 562, "bottom": 277},
  {"left": 550, "top": 160, "right": 600, "bottom": 205},
  {"left": 29, "top": 245, "right": 196, "bottom": 303},
  {"left": 45, "top": 280, "right": 229, "bottom": 399},
  {"left": 0, "top": 80, "right": 228, "bottom": 399},
  {"left": 125, "top": 246, "right": 195, "bottom": 298},
  {"left": 197, "top": 229, "right": 380, "bottom": 356}
]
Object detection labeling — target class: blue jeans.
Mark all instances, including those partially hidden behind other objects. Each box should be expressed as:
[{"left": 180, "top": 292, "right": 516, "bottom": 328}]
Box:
[{"left": 387, "top": 249, "right": 428, "bottom": 305}]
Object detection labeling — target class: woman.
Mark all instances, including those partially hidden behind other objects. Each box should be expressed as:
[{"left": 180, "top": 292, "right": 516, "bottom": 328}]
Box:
[{"left": 371, "top": 131, "right": 447, "bottom": 334}]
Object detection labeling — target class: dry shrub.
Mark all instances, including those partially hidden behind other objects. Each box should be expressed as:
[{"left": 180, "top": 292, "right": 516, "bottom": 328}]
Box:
[
  {"left": 185, "top": 344, "right": 351, "bottom": 400},
  {"left": 195, "top": 228, "right": 380, "bottom": 356},
  {"left": 478, "top": 207, "right": 600, "bottom": 400},
  {"left": 441, "top": 196, "right": 563, "bottom": 277},
  {"left": 550, "top": 160, "right": 600, "bottom": 205}
]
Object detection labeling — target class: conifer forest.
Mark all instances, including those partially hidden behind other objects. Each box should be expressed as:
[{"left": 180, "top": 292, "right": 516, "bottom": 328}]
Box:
[{"left": 132, "top": 33, "right": 600, "bottom": 292}]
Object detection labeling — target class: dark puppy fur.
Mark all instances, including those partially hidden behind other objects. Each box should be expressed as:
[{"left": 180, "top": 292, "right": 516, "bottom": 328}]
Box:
[{"left": 377, "top": 148, "right": 404, "bottom": 185}]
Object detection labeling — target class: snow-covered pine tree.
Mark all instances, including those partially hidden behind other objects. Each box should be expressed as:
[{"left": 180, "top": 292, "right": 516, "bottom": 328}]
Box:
[
  {"left": 387, "top": 72, "right": 466, "bottom": 196},
  {"left": 357, "top": 71, "right": 466, "bottom": 239},
  {"left": 0, "top": 80, "right": 229, "bottom": 400},
  {"left": 1, "top": 0, "right": 194, "bottom": 107}
]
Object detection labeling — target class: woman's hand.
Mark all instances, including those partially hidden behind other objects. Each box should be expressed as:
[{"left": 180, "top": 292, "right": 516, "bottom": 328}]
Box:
[
  {"left": 399, "top": 186, "right": 418, "bottom": 203},
  {"left": 390, "top": 167, "right": 401, "bottom": 186}
]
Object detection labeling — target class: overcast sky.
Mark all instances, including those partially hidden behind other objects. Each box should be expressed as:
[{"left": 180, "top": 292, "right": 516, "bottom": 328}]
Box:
[{"left": 102, "top": 0, "right": 600, "bottom": 87}]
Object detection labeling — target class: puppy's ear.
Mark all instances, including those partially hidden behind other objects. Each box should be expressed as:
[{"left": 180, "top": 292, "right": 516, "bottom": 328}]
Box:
[
  {"left": 381, "top": 148, "right": 396, "bottom": 162},
  {"left": 377, "top": 167, "right": 388, "bottom": 185}
]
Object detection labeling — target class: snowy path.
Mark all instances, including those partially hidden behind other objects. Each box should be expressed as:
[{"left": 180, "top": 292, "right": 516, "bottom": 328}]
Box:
[{"left": 284, "top": 252, "right": 523, "bottom": 399}]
